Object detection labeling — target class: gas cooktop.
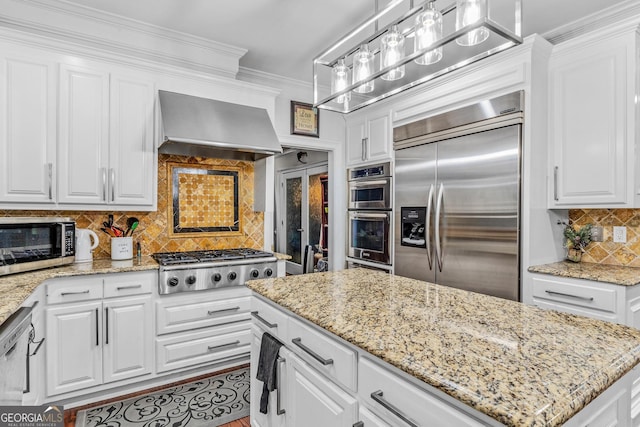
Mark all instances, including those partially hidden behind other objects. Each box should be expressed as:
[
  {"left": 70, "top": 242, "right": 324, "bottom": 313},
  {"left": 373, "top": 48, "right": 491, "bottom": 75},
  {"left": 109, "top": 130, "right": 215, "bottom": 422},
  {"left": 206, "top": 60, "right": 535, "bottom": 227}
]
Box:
[
  {"left": 152, "top": 248, "right": 274, "bottom": 266},
  {"left": 152, "top": 248, "right": 277, "bottom": 294}
]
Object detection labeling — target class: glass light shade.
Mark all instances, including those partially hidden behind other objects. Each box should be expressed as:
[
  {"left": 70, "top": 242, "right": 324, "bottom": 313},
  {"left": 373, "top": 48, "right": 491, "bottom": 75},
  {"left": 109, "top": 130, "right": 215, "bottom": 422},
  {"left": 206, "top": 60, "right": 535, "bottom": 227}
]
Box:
[
  {"left": 414, "top": 2, "right": 443, "bottom": 65},
  {"left": 331, "top": 58, "right": 351, "bottom": 104},
  {"left": 455, "top": 0, "right": 489, "bottom": 46},
  {"left": 380, "top": 25, "right": 405, "bottom": 81},
  {"left": 352, "top": 44, "right": 375, "bottom": 94}
]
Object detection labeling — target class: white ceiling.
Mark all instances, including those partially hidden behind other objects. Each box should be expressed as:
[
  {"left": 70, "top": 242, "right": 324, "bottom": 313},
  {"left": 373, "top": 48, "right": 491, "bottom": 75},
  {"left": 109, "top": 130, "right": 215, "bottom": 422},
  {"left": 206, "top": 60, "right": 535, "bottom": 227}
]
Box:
[{"left": 61, "top": 0, "right": 631, "bottom": 82}]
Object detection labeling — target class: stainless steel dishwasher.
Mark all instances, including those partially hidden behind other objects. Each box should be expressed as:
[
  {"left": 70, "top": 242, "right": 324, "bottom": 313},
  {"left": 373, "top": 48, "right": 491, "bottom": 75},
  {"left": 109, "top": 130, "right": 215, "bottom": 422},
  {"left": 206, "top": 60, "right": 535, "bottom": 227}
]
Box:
[{"left": 0, "top": 305, "right": 33, "bottom": 405}]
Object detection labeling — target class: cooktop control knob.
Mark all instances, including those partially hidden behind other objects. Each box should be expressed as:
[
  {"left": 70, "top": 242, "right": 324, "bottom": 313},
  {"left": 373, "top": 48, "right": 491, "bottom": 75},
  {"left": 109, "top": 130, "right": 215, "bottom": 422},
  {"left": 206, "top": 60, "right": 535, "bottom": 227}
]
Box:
[
  {"left": 186, "top": 275, "right": 196, "bottom": 286},
  {"left": 250, "top": 269, "right": 259, "bottom": 279},
  {"left": 264, "top": 268, "right": 273, "bottom": 277},
  {"left": 212, "top": 273, "right": 222, "bottom": 283},
  {"left": 228, "top": 271, "right": 237, "bottom": 281},
  {"left": 168, "top": 277, "right": 179, "bottom": 287}
]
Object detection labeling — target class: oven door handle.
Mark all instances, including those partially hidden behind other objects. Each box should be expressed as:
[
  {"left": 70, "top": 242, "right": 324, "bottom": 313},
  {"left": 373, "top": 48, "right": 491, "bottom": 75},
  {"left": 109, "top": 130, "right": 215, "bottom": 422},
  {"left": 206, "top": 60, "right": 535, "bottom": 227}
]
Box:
[
  {"left": 349, "top": 180, "right": 389, "bottom": 188},
  {"left": 350, "top": 212, "right": 390, "bottom": 219},
  {"left": 426, "top": 184, "right": 434, "bottom": 270}
]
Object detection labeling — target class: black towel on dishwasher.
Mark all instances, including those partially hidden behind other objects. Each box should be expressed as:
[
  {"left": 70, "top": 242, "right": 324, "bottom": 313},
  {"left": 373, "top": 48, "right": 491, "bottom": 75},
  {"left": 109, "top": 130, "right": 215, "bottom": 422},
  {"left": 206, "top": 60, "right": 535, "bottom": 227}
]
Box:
[{"left": 256, "top": 332, "right": 283, "bottom": 414}]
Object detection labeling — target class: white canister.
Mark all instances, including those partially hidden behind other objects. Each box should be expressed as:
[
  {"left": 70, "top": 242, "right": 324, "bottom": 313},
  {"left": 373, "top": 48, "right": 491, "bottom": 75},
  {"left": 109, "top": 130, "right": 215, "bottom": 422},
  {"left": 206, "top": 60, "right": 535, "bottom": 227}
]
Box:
[{"left": 111, "top": 237, "right": 133, "bottom": 260}]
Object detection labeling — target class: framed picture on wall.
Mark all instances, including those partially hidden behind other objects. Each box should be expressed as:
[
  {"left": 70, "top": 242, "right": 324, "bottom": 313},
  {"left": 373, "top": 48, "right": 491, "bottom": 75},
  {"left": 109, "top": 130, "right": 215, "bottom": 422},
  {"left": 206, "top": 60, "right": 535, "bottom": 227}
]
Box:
[{"left": 290, "top": 101, "right": 319, "bottom": 137}]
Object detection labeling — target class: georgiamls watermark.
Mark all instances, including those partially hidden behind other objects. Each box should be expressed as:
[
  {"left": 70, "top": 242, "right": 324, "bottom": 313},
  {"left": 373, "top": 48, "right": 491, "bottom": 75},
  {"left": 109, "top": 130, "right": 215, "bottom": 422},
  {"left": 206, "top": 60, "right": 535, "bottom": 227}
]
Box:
[{"left": 0, "top": 405, "right": 63, "bottom": 427}]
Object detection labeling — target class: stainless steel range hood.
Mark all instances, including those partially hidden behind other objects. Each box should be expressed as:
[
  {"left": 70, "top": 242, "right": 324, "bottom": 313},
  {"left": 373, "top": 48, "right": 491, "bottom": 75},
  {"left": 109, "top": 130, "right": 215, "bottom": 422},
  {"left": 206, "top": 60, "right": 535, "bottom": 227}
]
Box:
[{"left": 158, "top": 90, "right": 282, "bottom": 161}]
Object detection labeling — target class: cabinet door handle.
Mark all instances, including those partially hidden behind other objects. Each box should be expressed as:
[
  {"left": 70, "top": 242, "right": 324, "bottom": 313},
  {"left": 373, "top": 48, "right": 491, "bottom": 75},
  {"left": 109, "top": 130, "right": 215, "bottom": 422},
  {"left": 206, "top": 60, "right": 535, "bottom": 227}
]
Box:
[
  {"left": 116, "top": 285, "right": 142, "bottom": 291},
  {"left": 102, "top": 168, "right": 107, "bottom": 201},
  {"left": 60, "top": 290, "right": 90, "bottom": 296},
  {"left": 251, "top": 311, "right": 278, "bottom": 328},
  {"left": 47, "top": 163, "right": 53, "bottom": 200},
  {"left": 291, "top": 337, "right": 333, "bottom": 365},
  {"left": 371, "top": 390, "right": 419, "bottom": 427},
  {"left": 207, "top": 340, "right": 240, "bottom": 351},
  {"left": 207, "top": 307, "right": 240, "bottom": 316},
  {"left": 104, "top": 307, "right": 109, "bottom": 345},
  {"left": 553, "top": 166, "right": 559, "bottom": 201},
  {"left": 545, "top": 290, "right": 594, "bottom": 301},
  {"left": 95, "top": 308, "right": 99, "bottom": 346},
  {"left": 362, "top": 138, "right": 368, "bottom": 161},
  {"left": 353, "top": 422, "right": 364, "bottom": 427},
  {"left": 276, "top": 357, "right": 286, "bottom": 415},
  {"left": 110, "top": 168, "right": 115, "bottom": 202}
]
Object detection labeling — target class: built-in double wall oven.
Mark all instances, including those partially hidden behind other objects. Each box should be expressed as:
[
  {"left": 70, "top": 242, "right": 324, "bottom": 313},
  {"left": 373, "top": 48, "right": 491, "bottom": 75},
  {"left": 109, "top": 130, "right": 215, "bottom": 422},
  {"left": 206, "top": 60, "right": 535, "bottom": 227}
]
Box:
[{"left": 347, "top": 162, "right": 392, "bottom": 266}]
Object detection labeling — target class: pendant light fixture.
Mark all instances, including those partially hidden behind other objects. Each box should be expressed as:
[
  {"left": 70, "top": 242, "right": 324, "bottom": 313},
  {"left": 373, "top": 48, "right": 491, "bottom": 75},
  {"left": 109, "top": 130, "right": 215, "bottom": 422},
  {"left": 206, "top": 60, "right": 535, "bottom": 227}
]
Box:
[
  {"left": 313, "top": 0, "right": 522, "bottom": 113},
  {"left": 414, "top": 1, "right": 443, "bottom": 65},
  {"left": 455, "top": 0, "right": 489, "bottom": 46},
  {"left": 331, "top": 58, "right": 351, "bottom": 105},
  {"left": 353, "top": 44, "right": 375, "bottom": 93},
  {"left": 380, "top": 25, "right": 405, "bottom": 81}
]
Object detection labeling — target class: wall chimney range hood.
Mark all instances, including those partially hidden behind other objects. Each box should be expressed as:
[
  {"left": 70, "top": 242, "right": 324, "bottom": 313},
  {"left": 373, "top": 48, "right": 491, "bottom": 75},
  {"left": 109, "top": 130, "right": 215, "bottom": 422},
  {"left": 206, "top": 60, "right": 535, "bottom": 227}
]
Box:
[{"left": 158, "top": 90, "right": 282, "bottom": 161}]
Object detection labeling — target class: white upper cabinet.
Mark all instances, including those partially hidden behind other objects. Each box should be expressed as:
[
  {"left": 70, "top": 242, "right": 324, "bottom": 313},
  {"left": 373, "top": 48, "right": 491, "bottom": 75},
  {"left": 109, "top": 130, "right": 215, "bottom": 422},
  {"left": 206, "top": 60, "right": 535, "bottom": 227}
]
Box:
[
  {"left": 58, "top": 63, "right": 155, "bottom": 208},
  {"left": 346, "top": 108, "right": 391, "bottom": 167},
  {"left": 548, "top": 26, "right": 638, "bottom": 208},
  {"left": 0, "top": 47, "right": 57, "bottom": 204}
]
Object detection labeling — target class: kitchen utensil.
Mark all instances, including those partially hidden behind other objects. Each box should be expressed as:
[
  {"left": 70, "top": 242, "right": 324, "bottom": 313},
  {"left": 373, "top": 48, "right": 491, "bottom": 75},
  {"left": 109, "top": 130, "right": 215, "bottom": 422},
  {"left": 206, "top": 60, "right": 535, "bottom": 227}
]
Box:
[
  {"left": 75, "top": 228, "right": 99, "bottom": 263},
  {"left": 126, "top": 217, "right": 139, "bottom": 236},
  {"left": 100, "top": 227, "right": 114, "bottom": 237},
  {"left": 128, "top": 221, "right": 139, "bottom": 236}
]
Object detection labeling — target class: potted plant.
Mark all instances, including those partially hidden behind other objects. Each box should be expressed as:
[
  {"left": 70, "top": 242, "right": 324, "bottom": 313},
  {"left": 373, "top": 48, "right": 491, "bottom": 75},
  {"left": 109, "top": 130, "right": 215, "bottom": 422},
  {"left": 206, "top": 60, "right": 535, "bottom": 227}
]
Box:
[{"left": 562, "top": 222, "right": 593, "bottom": 262}]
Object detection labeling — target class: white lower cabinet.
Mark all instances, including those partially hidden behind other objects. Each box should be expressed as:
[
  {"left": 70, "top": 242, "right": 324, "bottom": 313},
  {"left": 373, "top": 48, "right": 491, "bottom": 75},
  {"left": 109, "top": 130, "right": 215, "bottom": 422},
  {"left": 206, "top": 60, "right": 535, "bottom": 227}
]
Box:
[
  {"left": 286, "top": 349, "right": 359, "bottom": 427},
  {"left": 250, "top": 329, "right": 287, "bottom": 427},
  {"left": 357, "top": 406, "right": 390, "bottom": 427},
  {"left": 45, "top": 272, "right": 154, "bottom": 397}
]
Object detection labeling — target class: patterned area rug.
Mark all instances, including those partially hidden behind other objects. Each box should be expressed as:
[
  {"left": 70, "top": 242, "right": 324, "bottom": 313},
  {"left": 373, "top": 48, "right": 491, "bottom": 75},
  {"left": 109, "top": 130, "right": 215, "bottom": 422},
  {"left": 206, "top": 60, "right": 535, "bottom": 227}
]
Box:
[{"left": 75, "top": 368, "right": 250, "bottom": 427}]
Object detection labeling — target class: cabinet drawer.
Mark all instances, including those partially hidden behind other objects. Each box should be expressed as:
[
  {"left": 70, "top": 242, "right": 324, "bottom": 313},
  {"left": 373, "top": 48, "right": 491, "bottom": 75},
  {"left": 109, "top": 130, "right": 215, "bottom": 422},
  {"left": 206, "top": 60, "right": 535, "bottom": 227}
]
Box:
[
  {"left": 103, "top": 271, "right": 154, "bottom": 298},
  {"left": 156, "top": 296, "right": 251, "bottom": 335},
  {"left": 155, "top": 323, "right": 251, "bottom": 373},
  {"left": 46, "top": 276, "right": 103, "bottom": 304},
  {"left": 359, "top": 357, "right": 483, "bottom": 427},
  {"left": 532, "top": 277, "right": 619, "bottom": 313},
  {"left": 288, "top": 317, "right": 357, "bottom": 391},
  {"left": 250, "top": 296, "right": 289, "bottom": 343}
]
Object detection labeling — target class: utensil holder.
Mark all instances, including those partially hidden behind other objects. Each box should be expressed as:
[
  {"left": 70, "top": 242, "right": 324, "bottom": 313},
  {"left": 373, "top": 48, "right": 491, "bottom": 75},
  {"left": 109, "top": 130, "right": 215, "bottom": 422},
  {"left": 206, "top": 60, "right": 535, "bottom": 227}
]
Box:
[{"left": 111, "top": 237, "right": 133, "bottom": 260}]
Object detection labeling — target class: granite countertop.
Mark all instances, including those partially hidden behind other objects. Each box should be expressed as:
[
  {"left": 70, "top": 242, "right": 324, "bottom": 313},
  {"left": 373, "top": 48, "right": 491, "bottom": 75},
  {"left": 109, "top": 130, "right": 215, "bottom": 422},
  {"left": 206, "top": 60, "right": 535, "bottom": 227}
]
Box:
[
  {"left": 0, "top": 257, "right": 159, "bottom": 324},
  {"left": 247, "top": 269, "right": 640, "bottom": 426},
  {"left": 528, "top": 261, "right": 640, "bottom": 286},
  {"left": 273, "top": 252, "right": 292, "bottom": 261}
]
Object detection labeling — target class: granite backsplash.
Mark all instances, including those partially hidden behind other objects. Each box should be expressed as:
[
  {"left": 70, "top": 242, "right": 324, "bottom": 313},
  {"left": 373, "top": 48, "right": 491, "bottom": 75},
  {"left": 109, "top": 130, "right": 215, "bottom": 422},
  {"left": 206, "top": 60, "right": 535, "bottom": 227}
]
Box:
[
  {"left": 0, "top": 154, "right": 264, "bottom": 259},
  {"left": 568, "top": 209, "right": 640, "bottom": 267}
]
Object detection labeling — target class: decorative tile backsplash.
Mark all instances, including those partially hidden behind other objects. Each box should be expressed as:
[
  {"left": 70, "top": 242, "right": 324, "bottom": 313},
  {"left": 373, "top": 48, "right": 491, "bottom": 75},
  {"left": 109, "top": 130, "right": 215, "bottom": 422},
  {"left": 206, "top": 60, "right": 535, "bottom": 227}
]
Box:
[
  {"left": 0, "top": 154, "right": 264, "bottom": 259},
  {"left": 568, "top": 209, "right": 640, "bottom": 267}
]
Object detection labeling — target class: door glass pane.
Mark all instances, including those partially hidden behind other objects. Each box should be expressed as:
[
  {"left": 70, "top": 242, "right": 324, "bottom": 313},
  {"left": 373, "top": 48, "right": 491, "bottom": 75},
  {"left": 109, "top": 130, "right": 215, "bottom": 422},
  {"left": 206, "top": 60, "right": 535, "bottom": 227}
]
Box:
[
  {"left": 351, "top": 219, "right": 385, "bottom": 253},
  {"left": 308, "top": 173, "right": 324, "bottom": 248},
  {"left": 286, "top": 177, "right": 302, "bottom": 264}
]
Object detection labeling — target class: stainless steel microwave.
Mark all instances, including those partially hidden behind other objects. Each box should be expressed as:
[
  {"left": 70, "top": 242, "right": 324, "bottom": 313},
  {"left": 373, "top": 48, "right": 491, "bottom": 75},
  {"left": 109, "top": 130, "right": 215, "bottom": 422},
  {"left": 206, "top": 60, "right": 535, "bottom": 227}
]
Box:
[
  {"left": 0, "top": 217, "right": 76, "bottom": 276},
  {"left": 348, "top": 162, "right": 392, "bottom": 210}
]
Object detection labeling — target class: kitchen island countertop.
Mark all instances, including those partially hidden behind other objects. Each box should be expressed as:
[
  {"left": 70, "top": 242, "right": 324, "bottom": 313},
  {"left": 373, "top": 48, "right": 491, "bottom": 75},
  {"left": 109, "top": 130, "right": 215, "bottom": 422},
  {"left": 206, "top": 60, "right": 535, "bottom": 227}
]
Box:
[
  {"left": 247, "top": 269, "right": 640, "bottom": 426},
  {"left": 528, "top": 261, "right": 640, "bottom": 286},
  {"left": 0, "top": 257, "right": 159, "bottom": 324}
]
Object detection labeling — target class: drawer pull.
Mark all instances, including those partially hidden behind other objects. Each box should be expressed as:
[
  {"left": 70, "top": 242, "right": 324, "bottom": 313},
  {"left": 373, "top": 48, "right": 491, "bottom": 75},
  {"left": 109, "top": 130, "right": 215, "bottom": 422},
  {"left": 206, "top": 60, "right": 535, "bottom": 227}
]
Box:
[
  {"left": 208, "top": 307, "right": 240, "bottom": 316},
  {"left": 291, "top": 337, "right": 333, "bottom": 365},
  {"left": 545, "top": 290, "right": 594, "bottom": 302},
  {"left": 353, "top": 423, "right": 364, "bottom": 427},
  {"left": 116, "top": 285, "right": 142, "bottom": 291},
  {"left": 371, "top": 390, "right": 419, "bottom": 427},
  {"left": 276, "top": 357, "right": 286, "bottom": 415},
  {"left": 208, "top": 340, "right": 241, "bottom": 351},
  {"left": 251, "top": 311, "right": 278, "bottom": 328},
  {"left": 61, "top": 290, "right": 90, "bottom": 296}
]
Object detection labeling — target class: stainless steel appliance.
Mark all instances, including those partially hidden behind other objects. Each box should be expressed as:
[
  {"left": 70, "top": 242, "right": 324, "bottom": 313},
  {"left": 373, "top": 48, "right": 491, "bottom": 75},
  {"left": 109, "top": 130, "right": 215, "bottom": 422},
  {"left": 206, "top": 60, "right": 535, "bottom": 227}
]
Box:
[
  {"left": 347, "top": 162, "right": 392, "bottom": 266},
  {"left": 348, "top": 162, "right": 392, "bottom": 210},
  {"left": 394, "top": 91, "right": 523, "bottom": 301},
  {"left": 153, "top": 248, "right": 277, "bottom": 295},
  {"left": 0, "top": 218, "right": 75, "bottom": 276},
  {"left": 0, "top": 305, "right": 33, "bottom": 404}
]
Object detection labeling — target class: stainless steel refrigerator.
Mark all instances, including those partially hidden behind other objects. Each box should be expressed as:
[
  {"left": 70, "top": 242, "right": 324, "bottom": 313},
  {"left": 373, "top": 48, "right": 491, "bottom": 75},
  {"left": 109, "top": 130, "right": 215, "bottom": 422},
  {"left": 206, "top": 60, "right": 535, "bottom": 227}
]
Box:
[{"left": 393, "top": 92, "right": 522, "bottom": 301}]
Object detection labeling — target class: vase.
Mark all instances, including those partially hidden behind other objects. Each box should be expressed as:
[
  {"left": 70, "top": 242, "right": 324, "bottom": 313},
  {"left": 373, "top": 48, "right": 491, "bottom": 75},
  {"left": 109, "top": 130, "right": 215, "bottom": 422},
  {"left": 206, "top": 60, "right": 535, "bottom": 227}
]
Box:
[{"left": 567, "top": 248, "right": 582, "bottom": 263}]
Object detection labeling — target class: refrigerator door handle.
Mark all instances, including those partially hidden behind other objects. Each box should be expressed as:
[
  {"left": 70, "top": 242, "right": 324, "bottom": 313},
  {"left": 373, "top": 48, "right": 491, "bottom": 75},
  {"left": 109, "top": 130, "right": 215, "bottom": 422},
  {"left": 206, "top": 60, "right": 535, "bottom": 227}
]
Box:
[
  {"left": 425, "top": 184, "right": 435, "bottom": 270},
  {"left": 434, "top": 183, "right": 445, "bottom": 272}
]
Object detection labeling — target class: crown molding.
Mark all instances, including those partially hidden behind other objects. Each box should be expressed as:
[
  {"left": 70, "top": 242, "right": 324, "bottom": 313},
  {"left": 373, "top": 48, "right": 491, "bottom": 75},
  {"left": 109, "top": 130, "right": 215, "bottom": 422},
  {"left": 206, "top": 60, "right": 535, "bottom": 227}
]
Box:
[
  {"left": 543, "top": 0, "right": 640, "bottom": 44},
  {"left": 0, "top": 0, "right": 247, "bottom": 78}
]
